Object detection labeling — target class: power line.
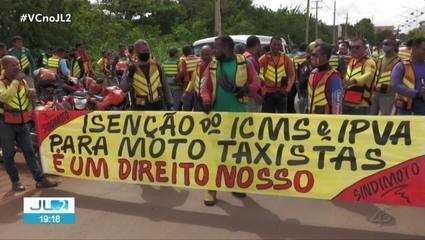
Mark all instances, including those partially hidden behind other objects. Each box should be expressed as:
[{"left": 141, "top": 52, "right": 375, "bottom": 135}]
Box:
[{"left": 311, "top": 0, "right": 323, "bottom": 39}]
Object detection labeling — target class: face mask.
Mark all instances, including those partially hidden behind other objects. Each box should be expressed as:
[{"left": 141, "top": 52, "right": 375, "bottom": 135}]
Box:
[
  {"left": 382, "top": 45, "right": 393, "bottom": 53},
  {"left": 138, "top": 53, "right": 150, "bottom": 62}
]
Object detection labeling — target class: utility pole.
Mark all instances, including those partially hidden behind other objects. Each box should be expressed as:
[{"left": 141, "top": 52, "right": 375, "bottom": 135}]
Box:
[
  {"left": 345, "top": 13, "right": 349, "bottom": 40},
  {"left": 312, "top": 0, "right": 322, "bottom": 40},
  {"left": 305, "top": 0, "right": 310, "bottom": 43},
  {"left": 333, "top": 0, "right": 336, "bottom": 45},
  {"left": 214, "top": 0, "right": 222, "bottom": 36}
]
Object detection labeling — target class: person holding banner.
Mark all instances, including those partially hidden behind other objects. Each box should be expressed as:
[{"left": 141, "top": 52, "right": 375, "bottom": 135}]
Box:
[
  {"left": 343, "top": 38, "right": 376, "bottom": 115},
  {"left": 0, "top": 55, "right": 58, "bottom": 191},
  {"left": 200, "top": 35, "right": 262, "bottom": 206},
  {"left": 120, "top": 39, "right": 173, "bottom": 111},
  {"left": 307, "top": 43, "right": 343, "bottom": 114},
  {"left": 391, "top": 37, "right": 425, "bottom": 115}
]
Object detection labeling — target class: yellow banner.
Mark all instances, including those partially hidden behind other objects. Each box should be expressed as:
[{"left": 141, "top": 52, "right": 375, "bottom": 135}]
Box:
[{"left": 35, "top": 111, "right": 425, "bottom": 207}]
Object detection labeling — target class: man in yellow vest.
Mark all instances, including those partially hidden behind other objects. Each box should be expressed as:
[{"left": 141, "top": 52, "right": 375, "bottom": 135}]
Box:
[
  {"left": 120, "top": 39, "right": 172, "bottom": 110},
  {"left": 97, "top": 50, "right": 112, "bottom": 77},
  {"left": 370, "top": 38, "right": 401, "bottom": 115},
  {"left": 163, "top": 46, "right": 181, "bottom": 110},
  {"left": 47, "top": 48, "right": 71, "bottom": 78},
  {"left": 391, "top": 37, "right": 425, "bottom": 115},
  {"left": 0, "top": 55, "right": 58, "bottom": 191},
  {"left": 70, "top": 48, "right": 85, "bottom": 79},
  {"left": 258, "top": 36, "right": 295, "bottom": 113},
  {"left": 182, "top": 44, "right": 213, "bottom": 111},
  {"left": 175, "top": 45, "right": 200, "bottom": 93},
  {"left": 307, "top": 43, "right": 344, "bottom": 114},
  {"left": 343, "top": 38, "right": 377, "bottom": 115},
  {"left": 8, "top": 36, "right": 34, "bottom": 76},
  {"left": 199, "top": 36, "right": 262, "bottom": 206}
]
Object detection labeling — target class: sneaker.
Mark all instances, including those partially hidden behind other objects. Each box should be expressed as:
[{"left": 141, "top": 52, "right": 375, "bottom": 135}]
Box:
[
  {"left": 232, "top": 192, "right": 247, "bottom": 198},
  {"left": 36, "top": 177, "right": 58, "bottom": 189},
  {"left": 204, "top": 190, "right": 217, "bottom": 206},
  {"left": 12, "top": 182, "right": 26, "bottom": 192}
]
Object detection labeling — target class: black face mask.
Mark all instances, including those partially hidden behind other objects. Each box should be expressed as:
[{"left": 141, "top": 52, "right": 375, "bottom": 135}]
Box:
[{"left": 138, "top": 53, "right": 150, "bottom": 62}]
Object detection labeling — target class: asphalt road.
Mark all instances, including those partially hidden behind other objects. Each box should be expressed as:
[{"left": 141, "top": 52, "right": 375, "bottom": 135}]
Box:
[{"left": 0, "top": 177, "right": 424, "bottom": 240}]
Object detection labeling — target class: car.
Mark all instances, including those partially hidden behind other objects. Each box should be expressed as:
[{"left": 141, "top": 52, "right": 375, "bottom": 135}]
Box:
[{"left": 193, "top": 35, "right": 289, "bottom": 56}]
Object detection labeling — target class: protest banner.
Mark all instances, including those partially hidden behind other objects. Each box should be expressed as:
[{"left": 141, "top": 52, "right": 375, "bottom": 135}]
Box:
[{"left": 34, "top": 110, "right": 425, "bottom": 207}]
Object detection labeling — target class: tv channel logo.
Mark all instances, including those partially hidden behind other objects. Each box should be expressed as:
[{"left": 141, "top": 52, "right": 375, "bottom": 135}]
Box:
[{"left": 24, "top": 197, "right": 75, "bottom": 224}]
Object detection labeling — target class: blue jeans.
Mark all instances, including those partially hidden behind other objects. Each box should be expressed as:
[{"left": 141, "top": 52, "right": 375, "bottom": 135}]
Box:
[{"left": 0, "top": 121, "right": 43, "bottom": 183}]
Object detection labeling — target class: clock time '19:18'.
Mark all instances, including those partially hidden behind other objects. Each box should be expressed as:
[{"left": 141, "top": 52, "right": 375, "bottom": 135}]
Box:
[{"left": 39, "top": 215, "right": 61, "bottom": 223}]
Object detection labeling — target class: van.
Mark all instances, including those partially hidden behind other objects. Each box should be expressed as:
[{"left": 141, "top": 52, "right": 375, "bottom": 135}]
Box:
[{"left": 193, "top": 35, "right": 288, "bottom": 56}]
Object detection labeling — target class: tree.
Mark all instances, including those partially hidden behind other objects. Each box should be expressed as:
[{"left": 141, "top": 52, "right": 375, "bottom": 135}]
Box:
[
  {"left": 354, "top": 18, "right": 376, "bottom": 45},
  {"left": 376, "top": 29, "right": 394, "bottom": 44},
  {"left": 406, "top": 28, "right": 425, "bottom": 39}
]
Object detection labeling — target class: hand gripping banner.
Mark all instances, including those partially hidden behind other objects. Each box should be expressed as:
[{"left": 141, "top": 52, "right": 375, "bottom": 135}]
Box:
[{"left": 34, "top": 110, "right": 425, "bottom": 207}]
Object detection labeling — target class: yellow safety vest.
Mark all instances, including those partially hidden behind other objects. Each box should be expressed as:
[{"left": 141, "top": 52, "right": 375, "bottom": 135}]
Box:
[
  {"left": 373, "top": 56, "right": 400, "bottom": 92},
  {"left": 209, "top": 54, "right": 249, "bottom": 104},
  {"left": 307, "top": 70, "right": 335, "bottom": 114},
  {"left": 47, "top": 55, "right": 60, "bottom": 72},
  {"left": 18, "top": 55, "right": 30, "bottom": 71},
  {"left": 329, "top": 55, "right": 339, "bottom": 70},
  {"left": 2, "top": 80, "right": 31, "bottom": 124},
  {"left": 132, "top": 60, "right": 162, "bottom": 105},
  {"left": 163, "top": 59, "right": 179, "bottom": 77},
  {"left": 344, "top": 58, "right": 372, "bottom": 105},
  {"left": 42, "top": 54, "right": 49, "bottom": 67},
  {"left": 395, "top": 60, "right": 416, "bottom": 110},
  {"left": 186, "top": 62, "right": 210, "bottom": 94},
  {"left": 71, "top": 59, "right": 82, "bottom": 78},
  {"left": 180, "top": 56, "right": 200, "bottom": 85},
  {"left": 259, "top": 53, "right": 287, "bottom": 86},
  {"left": 398, "top": 48, "right": 411, "bottom": 61}
]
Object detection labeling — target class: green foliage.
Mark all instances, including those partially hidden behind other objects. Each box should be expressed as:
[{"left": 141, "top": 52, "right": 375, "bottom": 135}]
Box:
[
  {"left": 0, "top": 0, "right": 354, "bottom": 65},
  {"left": 354, "top": 18, "right": 376, "bottom": 44},
  {"left": 406, "top": 28, "right": 425, "bottom": 40},
  {"left": 376, "top": 29, "right": 394, "bottom": 44}
]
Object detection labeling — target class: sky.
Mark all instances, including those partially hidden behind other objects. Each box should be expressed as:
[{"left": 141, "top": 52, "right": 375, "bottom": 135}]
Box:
[{"left": 252, "top": 0, "right": 425, "bottom": 33}]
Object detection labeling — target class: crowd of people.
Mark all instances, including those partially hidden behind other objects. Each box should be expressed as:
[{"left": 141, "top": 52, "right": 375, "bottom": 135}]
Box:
[{"left": 0, "top": 34, "right": 424, "bottom": 206}]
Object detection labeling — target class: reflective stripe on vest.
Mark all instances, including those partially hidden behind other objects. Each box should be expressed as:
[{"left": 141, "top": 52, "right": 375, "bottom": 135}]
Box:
[
  {"left": 329, "top": 55, "right": 339, "bottom": 70},
  {"left": 19, "top": 55, "right": 30, "bottom": 71},
  {"left": 163, "top": 60, "right": 179, "bottom": 77},
  {"left": 47, "top": 56, "right": 60, "bottom": 71},
  {"left": 185, "top": 57, "right": 199, "bottom": 73},
  {"left": 398, "top": 49, "right": 412, "bottom": 61},
  {"left": 260, "top": 54, "right": 287, "bottom": 86},
  {"left": 209, "top": 54, "right": 249, "bottom": 104},
  {"left": 395, "top": 60, "right": 416, "bottom": 110},
  {"left": 71, "top": 60, "right": 82, "bottom": 78},
  {"left": 374, "top": 56, "right": 400, "bottom": 90},
  {"left": 42, "top": 55, "right": 49, "bottom": 66},
  {"left": 3, "top": 81, "right": 31, "bottom": 124},
  {"left": 344, "top": 58, "right": 371, "bottom": 104},
  {"left": 307, "top": 70, "right": 335, "bottom": 114},
  {"left": 132, "top": 61, "right": 162, "bottom": 104}
]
